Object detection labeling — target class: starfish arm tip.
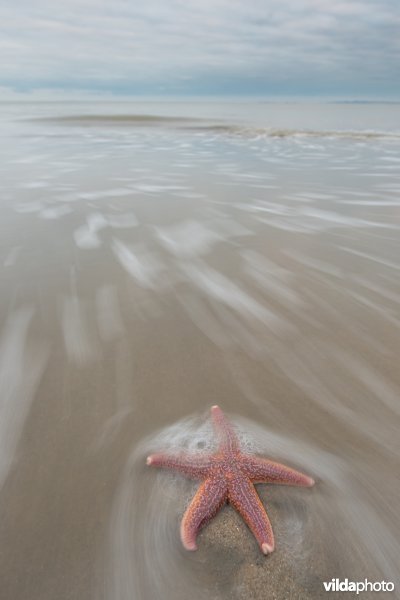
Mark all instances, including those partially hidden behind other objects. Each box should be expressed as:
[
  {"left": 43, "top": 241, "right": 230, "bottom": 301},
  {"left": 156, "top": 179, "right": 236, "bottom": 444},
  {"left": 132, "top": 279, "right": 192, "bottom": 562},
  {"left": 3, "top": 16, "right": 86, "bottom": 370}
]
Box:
[
  {"left": 262, "top": 542, "right": 274, "bottom": 555},
  {"left": 182, "top": 540, "right": 198, "bottom": 551},
  {"left": 180, "top": 523, "right": 198, "bottom": 551},
  {"left": 211, "top": 404, "right": 220, "bottom": 411},
  {"left": 306, "top": 476, "right": 315, "bottom": 487},
  {"left": 146, "top": 455, "right": 154, "bottom": 465}
]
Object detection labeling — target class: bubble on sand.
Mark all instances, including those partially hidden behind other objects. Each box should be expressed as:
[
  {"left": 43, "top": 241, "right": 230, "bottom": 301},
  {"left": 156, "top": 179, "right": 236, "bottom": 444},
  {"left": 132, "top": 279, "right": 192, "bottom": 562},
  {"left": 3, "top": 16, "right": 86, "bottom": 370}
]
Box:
[
  {"left": 61, "top": 295, "right": 100, "bottom": 366},
  {"left": 106, "top": 212, "right": 138, "bottom": 229},
  {"left": 154, "top": 220, "right": 222, "bottom": 259},
  {"left": 74, "top": 212, "right": 108, "bottom": 249},
  {"left": 40, "top": 204, "right": 72, "bottom": 220},
  {"left": 112, "top": 239, "right": 163, "bottom": 289},
  {"left": 0, "top": 307, "right": 49, "bottom": 489}
]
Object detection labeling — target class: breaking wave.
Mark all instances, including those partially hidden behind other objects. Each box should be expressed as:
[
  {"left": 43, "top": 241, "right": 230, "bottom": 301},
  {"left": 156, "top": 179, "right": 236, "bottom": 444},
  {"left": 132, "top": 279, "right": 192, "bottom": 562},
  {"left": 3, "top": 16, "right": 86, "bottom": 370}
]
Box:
[{"left": 32, "top": 114, "right": 400, "bottom": 140}]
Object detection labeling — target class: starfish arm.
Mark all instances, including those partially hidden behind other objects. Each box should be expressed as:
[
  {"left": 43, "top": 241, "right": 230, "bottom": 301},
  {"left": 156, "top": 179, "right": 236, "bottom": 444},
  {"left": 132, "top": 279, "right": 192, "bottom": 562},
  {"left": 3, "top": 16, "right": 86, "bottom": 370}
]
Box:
[
  {"left": 211, "top": 405, "right": 239, "bottom": 453},
  {"left": 180, "top": 476, "right": 227, "bottom": 550},
  {"left": 228, "top": 476, "right": 275, "bottom": 554},
  {"left": 146, "top": 452, "right": 213, "bottom": 479},
  {"left": 242, "top": 455, "right": 315, "bottom": 487}
]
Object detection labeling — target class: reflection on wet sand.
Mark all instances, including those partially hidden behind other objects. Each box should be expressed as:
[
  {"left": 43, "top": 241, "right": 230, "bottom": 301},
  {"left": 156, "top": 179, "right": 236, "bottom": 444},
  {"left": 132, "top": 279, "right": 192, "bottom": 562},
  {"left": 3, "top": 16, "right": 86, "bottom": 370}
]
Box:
[{"left": 0, "top": 103, "right": 399, "bottom": 599}]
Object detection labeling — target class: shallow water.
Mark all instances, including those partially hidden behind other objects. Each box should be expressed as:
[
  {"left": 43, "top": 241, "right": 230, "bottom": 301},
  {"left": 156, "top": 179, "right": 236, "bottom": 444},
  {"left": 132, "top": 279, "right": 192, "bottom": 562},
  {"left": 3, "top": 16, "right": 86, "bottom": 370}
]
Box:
[{"left": 0, "top": 101, "right": 399, "bottom": 599}]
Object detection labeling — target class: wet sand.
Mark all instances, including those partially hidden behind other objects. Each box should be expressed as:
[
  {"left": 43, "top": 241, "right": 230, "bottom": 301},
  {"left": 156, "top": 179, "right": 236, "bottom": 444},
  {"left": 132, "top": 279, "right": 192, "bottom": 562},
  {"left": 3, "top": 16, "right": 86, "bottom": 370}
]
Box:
[{"left": 0, "top": 105, "right": 399, "bottom": 599}]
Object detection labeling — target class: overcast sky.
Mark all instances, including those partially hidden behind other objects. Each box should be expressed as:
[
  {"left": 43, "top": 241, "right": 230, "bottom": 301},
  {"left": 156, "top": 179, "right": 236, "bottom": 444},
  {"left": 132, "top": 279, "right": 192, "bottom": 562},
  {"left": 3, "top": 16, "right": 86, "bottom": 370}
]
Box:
[{"left": 1, "top": 0, "right": 399, "bottom": 99}]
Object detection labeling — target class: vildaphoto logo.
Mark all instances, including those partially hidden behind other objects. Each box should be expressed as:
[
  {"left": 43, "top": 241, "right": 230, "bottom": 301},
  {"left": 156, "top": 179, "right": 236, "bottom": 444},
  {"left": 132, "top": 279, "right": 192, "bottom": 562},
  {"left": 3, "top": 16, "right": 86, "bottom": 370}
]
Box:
[{"left": 323, "top": 579, "right": 395, "bottom": 594}]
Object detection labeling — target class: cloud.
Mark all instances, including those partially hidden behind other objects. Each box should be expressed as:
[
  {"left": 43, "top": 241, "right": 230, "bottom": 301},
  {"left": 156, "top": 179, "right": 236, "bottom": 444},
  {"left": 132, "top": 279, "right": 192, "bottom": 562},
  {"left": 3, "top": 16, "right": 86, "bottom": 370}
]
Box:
[{"left": 0, "top": 0, "right": 399, "bottom": 97}]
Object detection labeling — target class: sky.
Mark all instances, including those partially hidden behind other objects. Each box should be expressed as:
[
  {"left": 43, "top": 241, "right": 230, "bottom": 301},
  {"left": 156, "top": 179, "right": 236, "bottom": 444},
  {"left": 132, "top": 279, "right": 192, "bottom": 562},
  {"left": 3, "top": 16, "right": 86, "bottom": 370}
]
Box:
[{"left": 0, "top": 0, "right": 399, "bottom": 99}]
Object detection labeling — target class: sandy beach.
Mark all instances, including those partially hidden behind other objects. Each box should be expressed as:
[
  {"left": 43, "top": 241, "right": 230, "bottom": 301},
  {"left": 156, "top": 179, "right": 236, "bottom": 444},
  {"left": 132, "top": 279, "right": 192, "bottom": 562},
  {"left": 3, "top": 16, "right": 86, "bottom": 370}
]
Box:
[{"left": 0, "top": 101, "right": 399, "bottom": 599}]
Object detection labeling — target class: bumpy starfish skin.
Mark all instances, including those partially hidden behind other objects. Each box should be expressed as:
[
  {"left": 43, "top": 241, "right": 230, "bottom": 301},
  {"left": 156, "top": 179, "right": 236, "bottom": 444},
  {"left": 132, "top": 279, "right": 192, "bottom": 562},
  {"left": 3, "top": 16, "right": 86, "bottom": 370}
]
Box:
[{"left": 147, "top": 405, "right": 314, "bottom": 554}]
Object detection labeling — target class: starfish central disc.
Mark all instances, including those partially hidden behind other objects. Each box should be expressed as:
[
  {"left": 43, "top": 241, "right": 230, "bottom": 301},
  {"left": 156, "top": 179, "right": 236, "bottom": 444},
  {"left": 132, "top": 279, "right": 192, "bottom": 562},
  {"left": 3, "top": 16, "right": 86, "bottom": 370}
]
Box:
[{"left": 147, "top": 405, "right": 314, "bottom": 554}]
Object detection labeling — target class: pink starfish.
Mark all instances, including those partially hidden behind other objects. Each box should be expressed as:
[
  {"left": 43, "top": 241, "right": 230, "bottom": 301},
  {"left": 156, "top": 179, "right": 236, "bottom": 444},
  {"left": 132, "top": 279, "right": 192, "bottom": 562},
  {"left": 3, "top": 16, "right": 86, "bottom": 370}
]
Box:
[{"left": 147, "top": 405, "right": 314, "bottom": 554}]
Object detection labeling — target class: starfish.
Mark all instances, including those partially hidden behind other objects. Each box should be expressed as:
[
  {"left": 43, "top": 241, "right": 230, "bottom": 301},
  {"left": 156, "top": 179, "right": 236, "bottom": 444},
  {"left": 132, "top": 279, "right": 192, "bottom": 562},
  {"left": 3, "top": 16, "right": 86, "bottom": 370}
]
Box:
[{"left": 147, "top": 405, "right": 314, "bottom": 554}]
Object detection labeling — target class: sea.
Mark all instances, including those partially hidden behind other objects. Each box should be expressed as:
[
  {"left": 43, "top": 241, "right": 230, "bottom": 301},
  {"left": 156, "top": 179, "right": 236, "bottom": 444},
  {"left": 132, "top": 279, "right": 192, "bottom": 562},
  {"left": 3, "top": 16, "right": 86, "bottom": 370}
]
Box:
[{"left": 0, "top": 100, "right": 399, "bottom": 599}]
